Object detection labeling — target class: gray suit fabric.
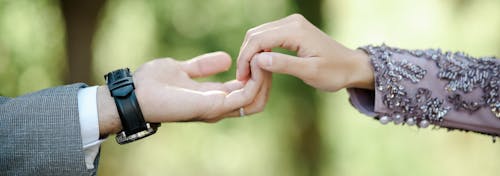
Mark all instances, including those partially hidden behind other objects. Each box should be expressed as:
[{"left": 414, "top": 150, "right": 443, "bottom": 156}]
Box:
[{"left": 0, "top": 83, "right": 96, "bottom": 175}]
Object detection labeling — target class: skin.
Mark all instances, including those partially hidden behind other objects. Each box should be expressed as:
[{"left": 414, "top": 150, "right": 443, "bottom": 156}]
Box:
[
  {"left": 97, "top": 13, "right": 374, "bottom": 137},
  {"left": 97, "top": 52, "right": 272, "bottom": 136},
  {"left": 236, "top": 14, "right": 374, "bottom": 92}
]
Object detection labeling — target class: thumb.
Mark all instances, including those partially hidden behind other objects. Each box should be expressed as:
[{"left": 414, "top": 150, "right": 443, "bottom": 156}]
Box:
[
  {"left": 181, "top": 51, "right": 232, "bottom": 78},
  {"left": 255, "top": 52, "right": 316, "bottom": 80}
]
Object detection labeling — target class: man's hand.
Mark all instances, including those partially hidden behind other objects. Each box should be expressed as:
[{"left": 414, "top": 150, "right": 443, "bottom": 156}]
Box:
[{"left": 97, "top": 52, "right": 272, "bottom": 136}]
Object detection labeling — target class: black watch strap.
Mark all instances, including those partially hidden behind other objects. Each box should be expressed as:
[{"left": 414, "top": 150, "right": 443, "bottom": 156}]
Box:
[
  {"left": 105, "top": 68, "right": 160, "bottom": 144},
  {"left": 114, "top": 89, "right": 146, "bottom": 135}
]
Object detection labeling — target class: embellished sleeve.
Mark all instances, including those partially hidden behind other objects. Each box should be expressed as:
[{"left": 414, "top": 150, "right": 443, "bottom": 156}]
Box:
[{"left": 347, "top": 44, "right": 500, "bottom": 137}]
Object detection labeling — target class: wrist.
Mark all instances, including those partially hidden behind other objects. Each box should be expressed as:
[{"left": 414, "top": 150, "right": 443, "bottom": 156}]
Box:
[
  {"left": 345, "top": 49, "right": 374, "bottom": 90},
  {"left": 97, "top": 85, "right": 122, "bottom": 137}
]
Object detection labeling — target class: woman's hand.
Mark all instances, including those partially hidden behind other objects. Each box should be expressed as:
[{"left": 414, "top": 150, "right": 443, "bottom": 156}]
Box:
[
  {"left": 98, "top": 52, "right": 272, "bottom": 136},
  {"left": 236, "top": 14, "right": 374, "bottom": 92}
]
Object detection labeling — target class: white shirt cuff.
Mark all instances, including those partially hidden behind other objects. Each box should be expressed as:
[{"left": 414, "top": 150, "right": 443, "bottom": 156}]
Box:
[{"left": 78, "top": 86, "right": 107, "bottom": 169}]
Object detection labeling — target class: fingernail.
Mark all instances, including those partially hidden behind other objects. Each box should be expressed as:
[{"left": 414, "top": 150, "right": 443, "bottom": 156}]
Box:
[{"left": 258, "top": 53, "right": 272, "bottom": 67}]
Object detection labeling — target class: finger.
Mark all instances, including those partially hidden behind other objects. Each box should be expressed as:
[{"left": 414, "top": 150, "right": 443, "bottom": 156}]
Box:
[
  {"left": 205, "top": 70, "right": 273, "bottom": 123},
  {"left": 239, "top": 15, "right": 299, "bottom": 55},
  {"left": 223, "top": 80, "right": 245, "bottom": 92},
  {"left": 204, "top": 90, "right": 265, "bottom": 122},
  {"left": 224, "top": 58, "right": 264, "bottom": 107},
  {"left": 201, "top": 58, "right": 265, "bottom": 119},
  {"left": 181, "top": 51, "right": 232, "bottom": 78},
  {"left": 236, "top": 21, "right": 305, "bottom": 81},
  {"left": 219, "top": 71, "right": 272, "bottom": 117},
  {"left": 240, "top": 70, "right": 272, "bottom": 116},
  {"left": 255, "top": 52, "right": 318, "bottom": 81},
  {"left": 236, "top": 14, "right": 308, "bottom": 81},
  {"left": 245, "top": 70, "right": 272, "bottom": 115},
  {"left": 195, "top": 80, "right": 244, "bottom": 92}
]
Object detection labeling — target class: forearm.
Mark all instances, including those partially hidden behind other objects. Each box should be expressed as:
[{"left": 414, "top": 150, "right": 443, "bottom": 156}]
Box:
[{"left": 97, "top": 86, "right": 121, "bottom": 137}]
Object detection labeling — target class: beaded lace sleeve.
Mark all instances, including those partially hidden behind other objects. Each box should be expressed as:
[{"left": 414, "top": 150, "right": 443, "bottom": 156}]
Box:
[{"left": 347, "top": 44, "right": 500, "bottom": 137}]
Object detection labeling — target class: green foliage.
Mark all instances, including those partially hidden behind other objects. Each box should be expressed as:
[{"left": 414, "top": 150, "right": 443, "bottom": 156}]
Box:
[{"left": 0, "top": 0, "right": 66, "bottom": 96}]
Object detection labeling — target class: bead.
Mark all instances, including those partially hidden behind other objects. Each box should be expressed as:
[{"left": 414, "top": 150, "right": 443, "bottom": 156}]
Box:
[
  {"left": 406, "top": 118, "right": 416, "bottom": 126},
  {"left": 379, "top": 116, "right": 391, "bottom": 125},
  {"left": 393, "top": 114, "right": 404, "bottom": 124},
  {"left": 419, "top": 120, "right": 430, "bottom": 128}
]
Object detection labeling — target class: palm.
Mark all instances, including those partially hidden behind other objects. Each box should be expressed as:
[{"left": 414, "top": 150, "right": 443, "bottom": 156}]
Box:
[{"left": 132, "top": 52, "right": 269, "bottom": 123}]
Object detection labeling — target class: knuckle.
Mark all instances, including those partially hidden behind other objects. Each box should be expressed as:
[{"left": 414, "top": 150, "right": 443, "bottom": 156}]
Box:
[
  {"left": 247, "top": 26, "right": 259, "bottom": 35},
  {"left": 287, "top": 20, "right": 307, "bottom": 36},
  {"left": 244, "top": 31, "right": 251, "bottom": 40},
  {"left": 246, "top": 32, "right": 261, "bottom": 44},
  {"left": 288, "top": 14, "right": 309, "bottom": 31},
  {"left": 243, "top": 36, "right": 263, "bottom": 56},
  {"left": 245, "top": 29, "right": 256, "bottom": 41},
  {"left": 289, "top": 13, "right": 305, "bottom": 21}
]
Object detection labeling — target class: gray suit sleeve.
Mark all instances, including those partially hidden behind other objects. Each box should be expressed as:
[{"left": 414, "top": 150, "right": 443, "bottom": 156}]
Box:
[
  {"left": 0, "top": 97, "right": 9, "bottom": 104},
  {"left": 0, "top": 83, "right": 97, "bottom": 176}
]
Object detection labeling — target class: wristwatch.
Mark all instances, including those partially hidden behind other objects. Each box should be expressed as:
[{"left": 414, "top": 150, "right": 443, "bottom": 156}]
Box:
[{"left": 105, "top": 68, "right": 160, "bottom": 144}]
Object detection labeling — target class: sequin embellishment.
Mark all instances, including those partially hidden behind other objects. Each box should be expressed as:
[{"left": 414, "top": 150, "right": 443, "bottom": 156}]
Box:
[
  {"left": 409, "top": 48, "right": 500, "bottom": 118},
  {"left": 361, "top": 44, "right": 500, "bottom": 130}
]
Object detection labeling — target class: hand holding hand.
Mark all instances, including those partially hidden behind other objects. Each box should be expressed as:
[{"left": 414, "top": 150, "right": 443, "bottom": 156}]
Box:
[{"left": 237, "top": 14, "right": 374, "bottom": 92}]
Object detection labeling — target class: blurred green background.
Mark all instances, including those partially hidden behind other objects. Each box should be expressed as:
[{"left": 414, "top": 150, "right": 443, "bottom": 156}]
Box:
[{"left": 1, "top": 0, "right": 499, "bottom": 175}]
